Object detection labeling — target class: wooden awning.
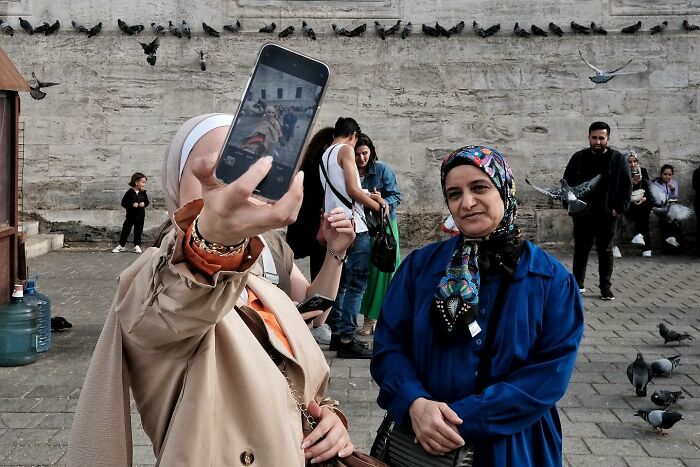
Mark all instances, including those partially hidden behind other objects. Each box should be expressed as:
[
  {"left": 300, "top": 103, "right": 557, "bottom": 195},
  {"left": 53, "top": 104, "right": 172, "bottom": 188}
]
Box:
[{"left": 0, "top": 47, "right": 29, "bottom": 92}]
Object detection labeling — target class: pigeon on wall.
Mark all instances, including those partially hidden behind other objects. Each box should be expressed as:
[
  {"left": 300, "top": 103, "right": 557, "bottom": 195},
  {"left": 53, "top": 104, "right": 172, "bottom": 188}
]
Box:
[
  {"left": 28, "top": 72, "right": 60, "bottom": 100},
  {"left": 570, "top": 21, "right": 590, "bottom": 34},
  {"left": 634, "top": 409, "right": 683, "bottom": 434},
  {"left": 181, "top": 20, "right": 191, "bottom": 38},
  {"left": 579, "top": 51, "right": 635, "bottom": 84},
  {"left": 448, "top": 20, "right": 465, "bottom": 34},
  {"left": 590, "top": 22, "right": 607, "bottom": 34},
  {"left": 401, "top": 22, "right": 412, "bottom": 39},
  {"left": 44, "top": 20, "right": 60, "bottom": 35},
  {"left": 422, "top": 24, "right": 440, "bottom": 37},
  {"left": 202, "top": 23, "right": 220, "bottom": 37},
  {"left": 33, "top": 22, "right": 50, "bottom": 34},
  {"left": 525, "top": 175, "right": 601, "bottom": 215},
  {"left": 650, "top": 21, "right": 668, "bottom": 34},
  {"left": 627, "top": 352, "right": 653, "bottom": 397},
  {"left": 472, "top": 20, "right": 485, "bottom": 37},
  {"left": 197, "top": 49, "right": 207, "bottom": 71},
  {"left": 434, "top": 22, "right": 451, "bottom": 37},
  {"left": 621, "top": 21, "right": 642, "bottom": 34},
  {"left": 140, "top": 36, "right": 160, "bottom": 66},
  {"left": 87, "top": 22, "right": 102, "bottom": 37},
  {"left": 118, "top": 19, "right": 134, "bottom": 35},
  {"left": 531, "top": 24, "right": 547, "bottom": 36},
  {"left": 302, "top": 21, "right": 316, "bottom": 40},
  {"left": 658, "top": 323, "right": 694, "bottom": 345},
  {"left": 223, "top": 21, "right": 241, "bottom": 33},
  {"left": 0, "top": 19, "right": 14, "bottom": 36},
  {"left": 169, "top": 21, "right": 181, "bottom": 37},
  {"left": 549, "top": 22, "right": 564, "bottom": 36},
  {"left": 514, "top": 22, "right": 531, "bottom": 37},
  {"left": 278, "top": 25, "right": 294, "bottom": 38},
  {"left": 19, "top": 17, "right": 33, "bottom": 34},
  {"left": 385, "top": 20, "right": 401, "bottom": 36},
  {"left": 374, "top": 21, "right": 387, "bottom": 39},
  {"left": 682, "top": 19, "right": 699, "bottom": 31},
  {"left": 151, "top": 23, "right": 165, "bottom": 34},
  {"left": 259, "top": 22, "right": 276, "bottom": 33},
  {"left": 71, "top": 20, "right": 88, "bottom": 34},
  {"left": 483, "top": 23, "right": 500, "bottom": 37}
]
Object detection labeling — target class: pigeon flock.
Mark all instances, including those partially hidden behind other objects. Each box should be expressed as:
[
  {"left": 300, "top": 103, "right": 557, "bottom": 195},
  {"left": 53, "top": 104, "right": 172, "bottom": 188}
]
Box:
[{"left": 623, "top": 324, "right": 694, "bottom": 435}]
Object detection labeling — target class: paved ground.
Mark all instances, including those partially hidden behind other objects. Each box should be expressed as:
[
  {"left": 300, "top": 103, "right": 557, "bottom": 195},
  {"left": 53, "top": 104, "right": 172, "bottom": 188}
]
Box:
[{"left": 1, "top": 245, "right": 699, "bottom": 466}]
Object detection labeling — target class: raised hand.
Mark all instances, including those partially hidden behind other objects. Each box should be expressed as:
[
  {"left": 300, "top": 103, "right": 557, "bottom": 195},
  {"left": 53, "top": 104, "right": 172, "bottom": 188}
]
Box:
[{"left": 320, "top": 207, "right": 355, "bottom": 257}]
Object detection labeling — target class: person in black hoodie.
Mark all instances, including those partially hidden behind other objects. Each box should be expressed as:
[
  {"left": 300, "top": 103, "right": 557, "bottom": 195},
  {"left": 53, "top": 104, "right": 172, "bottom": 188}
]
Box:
[
  {"left": 563, "top": 122, "right": 631, "bottom": 300},
  {"left": 112, "top": 172, "right": 149, "bottom": 253}
]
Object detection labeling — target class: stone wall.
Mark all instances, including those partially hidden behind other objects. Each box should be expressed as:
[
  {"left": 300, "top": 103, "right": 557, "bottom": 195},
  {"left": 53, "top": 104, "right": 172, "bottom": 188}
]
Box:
[{"left": 2, "top": 0, "right": 699, "bottom": 245}]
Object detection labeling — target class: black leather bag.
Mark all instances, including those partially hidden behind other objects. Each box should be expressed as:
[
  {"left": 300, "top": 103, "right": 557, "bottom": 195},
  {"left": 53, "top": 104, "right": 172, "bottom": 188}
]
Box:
[
  {"left": 365, "top": 208, "right": 383, "bottom": 237},
  {"left": 370, "top": 215, "right": 397, "bottom": 273}
]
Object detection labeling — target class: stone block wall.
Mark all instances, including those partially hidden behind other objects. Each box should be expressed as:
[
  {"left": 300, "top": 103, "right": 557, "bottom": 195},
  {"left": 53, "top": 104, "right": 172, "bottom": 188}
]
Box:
[{"left": 1, "top": 0, "right": 698, "bottom": 245}]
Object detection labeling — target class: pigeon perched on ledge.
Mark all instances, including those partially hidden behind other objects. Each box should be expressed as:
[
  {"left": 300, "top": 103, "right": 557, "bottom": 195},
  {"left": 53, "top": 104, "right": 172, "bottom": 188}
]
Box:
[{"left": 621, "top": 21, "right": 642, "bottom": 34}]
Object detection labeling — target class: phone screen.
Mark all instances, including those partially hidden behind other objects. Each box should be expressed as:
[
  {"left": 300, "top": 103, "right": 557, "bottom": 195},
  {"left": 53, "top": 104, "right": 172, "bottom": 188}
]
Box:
[{"left": 216, "top": 44, "right": 330, "bottom": 200}]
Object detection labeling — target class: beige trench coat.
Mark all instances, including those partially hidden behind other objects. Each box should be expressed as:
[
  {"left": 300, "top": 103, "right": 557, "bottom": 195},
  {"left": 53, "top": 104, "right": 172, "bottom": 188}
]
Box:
[{"left": 67, "top": 221, "right": 331, "bottom": 466}]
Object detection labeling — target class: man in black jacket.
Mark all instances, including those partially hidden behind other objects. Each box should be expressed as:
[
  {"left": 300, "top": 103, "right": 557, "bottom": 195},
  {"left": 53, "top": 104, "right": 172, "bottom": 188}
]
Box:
[{"left": 563, "top": 121, "right": 632, "bottom": 300}]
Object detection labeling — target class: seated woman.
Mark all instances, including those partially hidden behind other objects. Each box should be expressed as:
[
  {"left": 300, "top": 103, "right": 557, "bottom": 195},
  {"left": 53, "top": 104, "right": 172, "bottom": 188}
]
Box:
[
  {"left": 67, "top": 114, "right": 356, "bottom": 466},
  {"left": 613, "top": 151, "right": 653, "bottom": 258},
  {"left": 371, "top": 146, "right": 584, "bottom": 466},
  {"left": 651, "top": 164, "right": 682, "bottom": 248}
]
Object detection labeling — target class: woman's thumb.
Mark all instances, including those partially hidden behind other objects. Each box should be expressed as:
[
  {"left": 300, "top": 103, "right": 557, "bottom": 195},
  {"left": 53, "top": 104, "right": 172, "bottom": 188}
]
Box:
[{"left": 189, "top": 153, "right": 220, "bottom": 192}]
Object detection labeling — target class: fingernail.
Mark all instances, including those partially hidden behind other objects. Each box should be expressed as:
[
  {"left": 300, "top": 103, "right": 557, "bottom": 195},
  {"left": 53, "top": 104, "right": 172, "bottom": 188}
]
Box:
[
  {"left": 310, "top": 458, "right": 318, "bottom": 464},
  {"left": 296, "top": 171, "right": 305, "bottom": 185},
  {"left": 301, "top": 441, "right": 310, "bottom": 449}
]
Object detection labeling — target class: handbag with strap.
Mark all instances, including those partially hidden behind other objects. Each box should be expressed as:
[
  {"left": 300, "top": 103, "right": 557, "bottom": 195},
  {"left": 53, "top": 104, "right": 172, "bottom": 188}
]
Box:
[
  {"left": 370, "top": 261, "right": 519, "bottom": 467},
  {"left": 234, "top": 304, "right": 387, "bottom": 467},
  {"left": 370, "top": 214, "right": 397, "bottom": 273}
]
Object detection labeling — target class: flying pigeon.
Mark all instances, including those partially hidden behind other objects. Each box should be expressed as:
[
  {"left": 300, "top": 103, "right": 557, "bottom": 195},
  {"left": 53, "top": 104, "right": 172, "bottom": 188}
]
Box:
[
  {"left": 278, "top": 25, "right": 294, "bottom": 38},
  {"left": 87, "top": 22, "right": 102, "bottom": 38},
  {"left": 259, "top": 22, "right": 276, "bottom": 33},
  {"left": 570, "top": 21, "right": 590, "bottom": 34},
  {"left": 658, "top": 323, "right": 694, "bottom": 345},
  {"left": 422, "top": 23, "right": 440, "bottom": 37},
  {"left": 302, "top": 21, "right": 316, "bottom": 40},
  {"left": 531, "top": 24, "right": 547, "bottom": 36},
  {"left": 71, "top": 20, "right": 88, "bottom": 34},
  {"left": 385, "top": 20, "right": 402, "bottom": 35},
  {"left": 27, "top": 72, "right": 60, "bottom": 100},
  {"left": 0, "top": 19, "right": 14, "bottom": 36},
  {"left": 634, "top": 409, "right": 683, "bottom": 435},
  {"left": 434, "top": 22, "right": 451, "bottom": 37},
  {"left": 650, "top": 355, "right": 681, "bottom": 377},
  {"left": 650, "top": 21, "right": 668, "bottom": 35},
  {"left": 590, "top": 22, "right": 607, "bottom": 34},
  {"left": 181, "top": 20, "right": 191, "bottom": 39},
  {"left": 401, "top": 22, "right": 412, "bottom": 39},
  {"left": 525, "top": 175, "right": 601, "bottom": 215},
  {"left": 483, "top": 23, "right": 500, "bottom": 37},
  {"left": 202, "top": 22, "right": 220, "bottom": 37},
  {"left": 140, "top": 36, "right": 160, "bottom": 66},
  {"left": 33, "top": 22, "right": 50, "bottom": 34},
  {"left": 514, "top": 22, "right": 531, "bottom": 37},
  {"left": 682, "top": 19, "right": 700, "bottom": 31},
  {"left": 44, "top": 20, "right": 60, "bottom": 35},
  {"left": 151, "top": 23, "right": 165, "bottom": 34},
  {"left": 472, "top": 20, "right": 485, "bottom": 37},
  {"left": 19, "top": 17, "right": 33, "bottom": 34},
  {"left": 223, "top": 20, "right": 241, "bottom": 33},
  {"left": 196, "top": 49, "right": 207, "bottom": 71},
  {"left": 169, "top": 21, "right": 181, "bottom": 37},
  {"left": 448, "top": 20, "right": 465, "bottom": 35},
  {"left": 374, "top": 21, "right": 387, "bottom": 39},
  {"left": 651, "top": 390, "right": 684, "bottom": 409},
  {"left": 579, "top": 51, "right": 635, "bottom": 84},
  {"left": 627, "top": 352, "right": 653, "bottom": 397},
  {"left": 549, "top": 22, "right": 564, "bottom": 36},
  {"left": 648, "top": 183, "right": 694, "bottom": 223},
  {"left": 621, "top": 21, "right": 642, "bottom": 34}
]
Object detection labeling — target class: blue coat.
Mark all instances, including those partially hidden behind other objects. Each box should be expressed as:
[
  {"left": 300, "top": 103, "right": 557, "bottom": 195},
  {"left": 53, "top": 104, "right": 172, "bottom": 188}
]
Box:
[
  {"left": 361, "top": 161, "right": 401, "bottom": 221},
  {"left": 371, "top": 237, "right": 584, "bottom": 466}
]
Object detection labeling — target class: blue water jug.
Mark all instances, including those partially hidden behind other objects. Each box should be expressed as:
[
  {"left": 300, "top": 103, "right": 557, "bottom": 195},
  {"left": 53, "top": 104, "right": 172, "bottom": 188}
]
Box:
[
  {"left": 0, "top": 284, "right": 39, "bottom": 366},
  {"left": 25, "top": 277, "right": 51, "bottom": 353}
]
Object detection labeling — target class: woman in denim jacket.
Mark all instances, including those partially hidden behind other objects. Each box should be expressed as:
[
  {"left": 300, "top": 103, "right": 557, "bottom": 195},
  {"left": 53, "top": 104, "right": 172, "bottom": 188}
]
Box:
[{"left": 355, "top": 133, "right": 402, "bottom": 335}]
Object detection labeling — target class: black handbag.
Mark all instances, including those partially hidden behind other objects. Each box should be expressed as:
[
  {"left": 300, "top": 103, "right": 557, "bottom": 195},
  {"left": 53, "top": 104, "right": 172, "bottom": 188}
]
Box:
[
  {"left": 370, "top": 215, "right": 397, "bottom": 273},
  {"left": 365, "top": 208, "right": 383, "bottom": 237}
]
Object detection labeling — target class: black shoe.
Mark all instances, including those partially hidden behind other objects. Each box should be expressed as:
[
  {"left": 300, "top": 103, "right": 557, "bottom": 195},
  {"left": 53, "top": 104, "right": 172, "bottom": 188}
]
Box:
[
  {"left": 336, "top": 339, "right": 373, "bottom": 359},
  {"left": 600, "top": 288, "right": 615, "bottom": 301},
  {"left": 329, "top": 334, "right": 342, "bottom": 351}
]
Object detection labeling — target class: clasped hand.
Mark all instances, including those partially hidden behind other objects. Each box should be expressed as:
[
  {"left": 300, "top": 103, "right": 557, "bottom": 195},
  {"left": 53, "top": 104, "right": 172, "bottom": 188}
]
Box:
[
  {"left": 301, "top": 401, "right": 353, "bottom": 464},
  {"left": 409, "top": 397, "right": 465, "bottom": 455}
]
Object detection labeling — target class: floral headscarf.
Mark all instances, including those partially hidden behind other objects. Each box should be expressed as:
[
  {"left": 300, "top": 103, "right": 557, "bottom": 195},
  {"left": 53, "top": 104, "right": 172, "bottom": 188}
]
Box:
[{"left": 432, "top": 145, "right": 519, "bottom": 336}]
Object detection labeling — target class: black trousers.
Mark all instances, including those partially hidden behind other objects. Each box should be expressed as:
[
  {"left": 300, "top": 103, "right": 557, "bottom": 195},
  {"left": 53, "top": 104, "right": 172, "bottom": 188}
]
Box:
[
  {"left": 573, "top": 211, "right": 618, "bottom": 290},
  {"left": 118, "top": 213, "right": 144, "bottom": 247},
  {"left": 625, "top": 202, "right": 652, "bottom": 249}
]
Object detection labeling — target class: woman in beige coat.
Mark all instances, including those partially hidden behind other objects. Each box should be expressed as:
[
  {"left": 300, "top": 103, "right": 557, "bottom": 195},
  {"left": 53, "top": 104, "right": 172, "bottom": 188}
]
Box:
[{"left": 67, "top": 114, "right": 356, "bottom": 466}]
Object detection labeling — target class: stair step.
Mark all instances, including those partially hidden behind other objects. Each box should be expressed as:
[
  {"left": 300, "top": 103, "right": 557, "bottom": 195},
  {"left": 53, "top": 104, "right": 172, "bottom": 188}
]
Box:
[
  {"left": 25, "top": 233, "right": 64, "bottom": 259},
  {"left": 19, "top": 221, "right": 39, "bottom": 237}
]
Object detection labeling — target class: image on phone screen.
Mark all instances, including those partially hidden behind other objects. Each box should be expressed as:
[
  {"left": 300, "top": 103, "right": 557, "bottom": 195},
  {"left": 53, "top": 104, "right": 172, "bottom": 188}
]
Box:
[{"left": 216, "top": 44, "right": 330, "bottom": 200}]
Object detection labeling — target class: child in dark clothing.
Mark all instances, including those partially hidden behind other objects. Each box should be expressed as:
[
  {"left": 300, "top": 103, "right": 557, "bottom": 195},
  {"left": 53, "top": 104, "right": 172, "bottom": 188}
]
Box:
[{"left": 112, "top": 172, "right": 149, "bottom": 253}]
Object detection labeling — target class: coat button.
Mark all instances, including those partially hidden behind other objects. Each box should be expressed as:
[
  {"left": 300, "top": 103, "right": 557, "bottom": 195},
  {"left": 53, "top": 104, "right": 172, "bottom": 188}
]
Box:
[{"left": 240, "top": 450, "right": 255, "bottom": 465}]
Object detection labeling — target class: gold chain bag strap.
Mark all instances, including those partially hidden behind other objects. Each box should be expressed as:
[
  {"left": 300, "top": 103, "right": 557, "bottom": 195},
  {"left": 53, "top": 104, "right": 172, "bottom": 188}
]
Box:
[{"left": 234, "top": 305, "right": 387, "bottom": 467}]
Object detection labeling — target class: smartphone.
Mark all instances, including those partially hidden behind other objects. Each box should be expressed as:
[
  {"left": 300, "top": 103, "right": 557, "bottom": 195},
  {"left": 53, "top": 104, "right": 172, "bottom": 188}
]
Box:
[
  {"left": 296, "top": 294, "right": 336, "bottom": 314},
  {"left": 215, "top": 43, "right": 331, "bottom": 201}
]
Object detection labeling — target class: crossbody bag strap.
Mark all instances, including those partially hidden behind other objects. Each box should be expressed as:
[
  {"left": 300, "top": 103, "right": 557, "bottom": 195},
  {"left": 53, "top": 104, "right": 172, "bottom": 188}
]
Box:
[{"left": 320, "top": 145, "right": 354, "bottom": 210}]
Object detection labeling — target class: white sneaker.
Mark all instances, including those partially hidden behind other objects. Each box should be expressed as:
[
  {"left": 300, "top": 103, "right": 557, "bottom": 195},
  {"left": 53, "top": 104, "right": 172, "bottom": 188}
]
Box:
[
  {"left": 612, "top": 246, "right": 622, "bottom": 258},
  {"left": 631, "top": 234, "right": 645, "bottom": 246},
  {"left": 665, "top": 237, "right": 680, "bottom": 248},
  {"left": 579, "top": 288, "right": 586, "bottom": 294},
  {"left": 311, "top": 324, "right": 332, "bottom": 345},
  {"left": 133, "top": 245, "right": 142, "bottom": 253},
  {"left": 642, "top": 250, "right": 652, "bottom": 257},
  {"left": 112, "top": 245, "right": 125, "bottom": 253}
]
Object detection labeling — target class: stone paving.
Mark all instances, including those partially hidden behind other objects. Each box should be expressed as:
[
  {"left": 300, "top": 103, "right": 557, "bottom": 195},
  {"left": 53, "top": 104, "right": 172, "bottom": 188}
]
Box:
[{"left": 0, "top": 246, "right": 698, "bottom": 466}]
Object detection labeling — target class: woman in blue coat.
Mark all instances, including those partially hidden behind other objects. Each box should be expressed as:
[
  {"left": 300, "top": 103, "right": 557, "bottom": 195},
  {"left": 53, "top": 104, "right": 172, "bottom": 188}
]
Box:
[{"left": 371, "top": 145, "right": 584, "bottom": 466}]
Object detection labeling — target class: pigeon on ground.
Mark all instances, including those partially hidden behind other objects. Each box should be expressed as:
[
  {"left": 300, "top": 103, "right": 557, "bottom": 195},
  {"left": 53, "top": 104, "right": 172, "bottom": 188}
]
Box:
[
  {"left": 0, "top": 19, "right": 14, "bottom": 36},
  {"left": 19, "top": 17, "right": 33, "bottom": 34},
  {"left": 87, "top": 22, "right": 102, "bottom": 38},
  {"left": 259, "top": 22, "right": 276, "bottom": 33},
  {"left": 71, "top": 20, "right": 88, "bottom": 34},
  {"left": 224, "top": 21, "right": 241, "bottom": 33},
  {"left": 627, "top": 352, "right": 653, "bottom": 397},
  {"left": 549, "top": 22, "right": 564, "bottom": 36},
  {"left": 658, "top": 323, "right": 694, "bottom": 345},
  {"left": 448, "top": 20, "right": 465, "bottom": 34},
  {"left": 651, "top": 390, "right": 684, "bottom": 409},
  {"left": 202, "top": 22, "right": 220, "bottom": 37},
  {"left": 434, "top": 22, "right": 451, "bottom": 37},
  {"left": 27, "top": 72, "right": 60, "bottom": 100},
  {"left": 579, "top": 51, "right": 635, "bottom": 84},
  {"left": 525, "top": 175, "right": 601, "bottom": 215},
  {"left": 422, "top": 23, "right": 440, "bottom": 37},
  {"left": 45, "top": 20, "right": 60, "bottom": 35},
  {"left": 472, "top": 20, "right": 485, "bottom": 37},
  {"left": 571, "top": 21, "right": 590, "bottom": 34},
  {"left": 302, "top": 21, "right": 316, "bottom": 40},
  {"left": 197, "top": 49, "right": 207, "bottom": 71},
  {"left": 514, "top": 22, "right": 531, "bottom": 37},
  {"left": 650, "top": 355, "right": 681, "bottom": 377},
  {"left": 682, "top": 19, "right": 700, "bottom": 31},
  {"left": 278, "top": 25, "right": 294, "bottom": 38},
  {"left": 151, "top": 23, "right": 165, "bottom": 34},
  {"left": 374, "top": 21, "right": 387, "bottom": 39},
  {"left": 590, "top": 22, "right": 607, "bottom": 34},
  {"left": 531, "top": 24, "right": 547, "bottom": 36},
  {"left": 385, "top": 20, "right": 401, "bottom": 36},
  {"left": 401, "top": 22, "right": 412, "bottom": 39},
  {"left": 51, "top": 316, "right": 72, "bottom": 331},
  {"left": 33, "top": 22, "right": 50, "bottom": 34},
  {"left": 634, "top": 409, "right": 683, "bottom": 434},
  {"left": 650, "top": 21, "right": 668, "bottom": 35},
  {"left": 181, "top": 20, "right": 191, "bottom": 38},
  {"left": 483, "top": 23, "right": 500, "bottom": 37},
  {"left": 169, "top": 20, "right": 181, "bottom": 37},
  {"left": 621, "top": 21, "right": 642, "bottom": 34},
  {"left": 140, "top": 36, "right": 160, "bottom": 66},
  {"left": 648, "top": 183, "right": 694, "bottom": 223}
]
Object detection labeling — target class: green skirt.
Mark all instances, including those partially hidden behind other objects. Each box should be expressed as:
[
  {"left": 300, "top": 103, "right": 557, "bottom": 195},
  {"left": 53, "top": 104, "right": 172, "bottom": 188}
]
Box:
[{"left": 360, "top": 219, "right": 401, "bottom": 321}]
